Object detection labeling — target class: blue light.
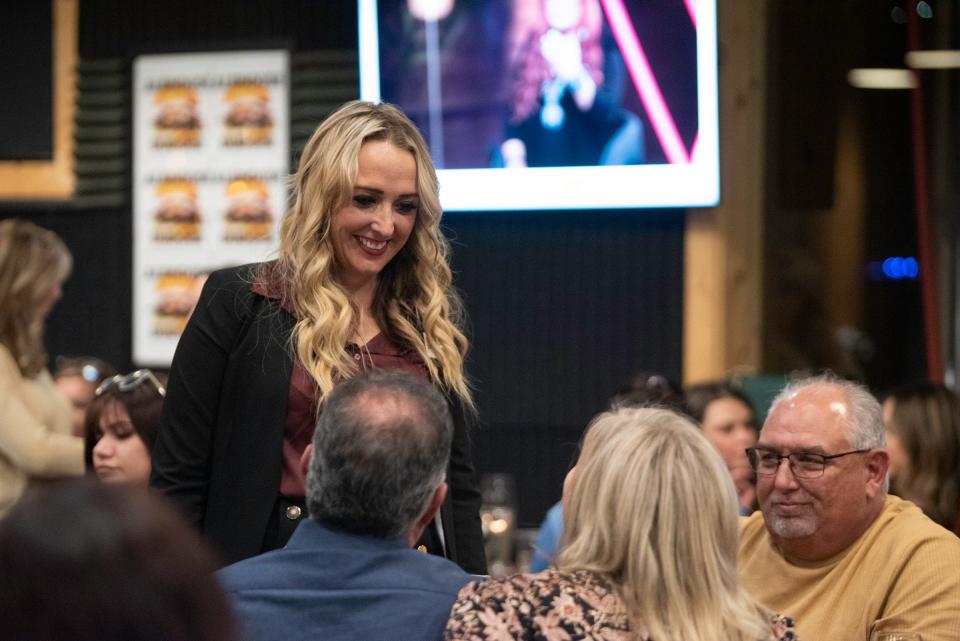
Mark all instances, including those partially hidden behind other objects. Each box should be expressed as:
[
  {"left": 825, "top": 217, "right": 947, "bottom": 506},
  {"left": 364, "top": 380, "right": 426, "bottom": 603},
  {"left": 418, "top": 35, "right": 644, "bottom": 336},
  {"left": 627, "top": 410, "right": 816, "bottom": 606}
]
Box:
[
  {"left": 875, "top": 256, "right": 919, "bottom": 281},
  {"left": 883, "top": 257, "right": 904, "bottom": 279},
  {"left": 902, "top": 257, "right": 919, "bottom": 278}
]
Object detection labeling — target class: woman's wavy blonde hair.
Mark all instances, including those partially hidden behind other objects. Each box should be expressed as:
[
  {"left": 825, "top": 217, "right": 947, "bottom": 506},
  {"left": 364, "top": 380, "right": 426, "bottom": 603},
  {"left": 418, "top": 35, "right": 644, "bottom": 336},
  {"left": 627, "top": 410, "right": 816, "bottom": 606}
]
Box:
[
  {"left": 0, "top": 219, "right": 72, "bottom": 377},
  {"left": 558, "top": 407, "right": 772, "bottom": 641},
  {"left": 273, "top": 101, "right": 471, "bottom": 406}
]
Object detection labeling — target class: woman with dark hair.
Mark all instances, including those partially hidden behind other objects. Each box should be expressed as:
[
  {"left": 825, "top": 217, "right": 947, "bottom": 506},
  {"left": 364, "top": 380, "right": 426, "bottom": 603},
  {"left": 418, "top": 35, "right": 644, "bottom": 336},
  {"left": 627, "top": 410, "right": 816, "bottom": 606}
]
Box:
[
  {"left": 0, "top": 219, "right": 84, "bottom": 516},
  {"left": 0, "top": 478, "right": 236, "bottom": 641},
  {"left": 685, "top": 381, "right": 760, "bottom": 515},
  {"left": 152, "top": 100, "right": 484, "bottom": 571},
  {"left": 86, "top": 370, "right": 166, "bottom": 485},
  {"left": 883, "top": 381, "right": 960, "bottom": 534}
]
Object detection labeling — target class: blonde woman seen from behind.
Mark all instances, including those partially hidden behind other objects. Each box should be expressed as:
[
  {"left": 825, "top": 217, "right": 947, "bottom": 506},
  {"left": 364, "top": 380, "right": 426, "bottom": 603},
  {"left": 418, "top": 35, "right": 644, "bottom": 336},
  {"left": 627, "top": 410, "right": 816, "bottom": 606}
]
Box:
[
  {"left": 446, "top": 408, "right": 796, "bottom": 641},
  {"left": 0, "top": 219, "right": 84, "bottom": 516}
]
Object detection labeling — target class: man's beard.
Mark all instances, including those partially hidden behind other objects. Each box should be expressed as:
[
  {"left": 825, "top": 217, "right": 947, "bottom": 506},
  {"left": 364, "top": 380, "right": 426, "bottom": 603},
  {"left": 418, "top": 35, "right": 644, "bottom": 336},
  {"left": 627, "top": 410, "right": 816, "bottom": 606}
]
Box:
[
  {"left": 765, "top": 512, "right": 817, "bottom": 539},
  {"left": 764, "top": 492, "right": 818, "bottom": 539}
]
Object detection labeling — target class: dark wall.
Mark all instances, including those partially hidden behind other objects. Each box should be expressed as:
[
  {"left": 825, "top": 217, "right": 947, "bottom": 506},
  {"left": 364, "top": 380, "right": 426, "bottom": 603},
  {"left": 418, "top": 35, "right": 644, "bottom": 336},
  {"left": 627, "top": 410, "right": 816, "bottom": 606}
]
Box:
[
  {"left": 6, "top": 0, "right": 684, "bottom": 526},
  {"left": 450, "top": 211, "right": 683, "bottom": 522},
  {"left": 0, "top": 2, "right": 53, "bottom": 159}
]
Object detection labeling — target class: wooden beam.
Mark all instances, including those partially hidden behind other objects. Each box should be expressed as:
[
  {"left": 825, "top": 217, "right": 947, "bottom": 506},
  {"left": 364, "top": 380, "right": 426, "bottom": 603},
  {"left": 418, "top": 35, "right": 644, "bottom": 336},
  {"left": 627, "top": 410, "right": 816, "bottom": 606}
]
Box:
[
  {"left": 683, "top": 0, "right": 767, "bottom": 384},
  {"left": 0, "top": 0, "right": 76, "bottom": 199}
]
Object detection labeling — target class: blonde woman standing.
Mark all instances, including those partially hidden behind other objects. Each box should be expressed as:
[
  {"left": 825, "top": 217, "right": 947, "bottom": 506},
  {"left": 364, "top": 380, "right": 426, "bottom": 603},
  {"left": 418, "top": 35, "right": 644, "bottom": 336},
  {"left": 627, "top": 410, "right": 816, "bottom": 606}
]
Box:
[
  {"left": 446, "top": 408, "right": 795, "bottom": 641},
  {"left": 0, "top": 219, "right": 84, "bottom": 515},
  {"left": 151, "top": 101, "right": 484, "bottom": 572}
]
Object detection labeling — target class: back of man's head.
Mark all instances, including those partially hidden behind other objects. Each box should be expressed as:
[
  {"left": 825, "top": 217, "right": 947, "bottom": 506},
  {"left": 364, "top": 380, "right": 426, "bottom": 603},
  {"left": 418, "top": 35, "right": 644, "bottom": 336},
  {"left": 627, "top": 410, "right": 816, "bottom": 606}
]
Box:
[{"left": 305, "top": 370, "right": 453, "bottom": 538}]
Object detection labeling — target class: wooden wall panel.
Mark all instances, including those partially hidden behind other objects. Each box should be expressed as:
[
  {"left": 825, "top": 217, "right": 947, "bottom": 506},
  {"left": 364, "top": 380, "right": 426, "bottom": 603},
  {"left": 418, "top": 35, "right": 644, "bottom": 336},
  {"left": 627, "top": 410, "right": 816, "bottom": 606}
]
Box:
[
  {"left": 0, "top": 0, "right": 76, "bottom": 199},
  {"left": 683, "top": 0, "right": 767, "bottom": 383}
]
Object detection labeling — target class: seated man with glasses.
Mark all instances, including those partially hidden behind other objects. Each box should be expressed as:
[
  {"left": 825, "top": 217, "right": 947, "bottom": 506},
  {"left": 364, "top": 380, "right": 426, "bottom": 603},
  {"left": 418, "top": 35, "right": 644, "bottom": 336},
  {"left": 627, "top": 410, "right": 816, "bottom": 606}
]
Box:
[{"left": 738, "top": 374, "right": 960, "bottom": 641}]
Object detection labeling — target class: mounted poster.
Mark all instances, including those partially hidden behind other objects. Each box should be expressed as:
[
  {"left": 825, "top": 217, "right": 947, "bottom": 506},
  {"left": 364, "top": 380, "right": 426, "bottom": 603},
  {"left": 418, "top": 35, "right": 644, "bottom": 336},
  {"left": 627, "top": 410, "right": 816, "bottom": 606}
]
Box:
[{"left": 132, "top": 50, "right": 289, "bottom": 366}]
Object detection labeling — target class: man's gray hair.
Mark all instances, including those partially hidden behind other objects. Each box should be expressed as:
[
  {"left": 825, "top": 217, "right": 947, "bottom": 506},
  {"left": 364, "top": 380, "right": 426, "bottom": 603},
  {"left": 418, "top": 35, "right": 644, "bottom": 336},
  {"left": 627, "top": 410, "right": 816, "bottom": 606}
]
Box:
[
  {"left": 305, "top": 370, "right": 453, "bottom": 538},
  {"left": 767, "top": 373, "right": 885, "bottom": 449}
]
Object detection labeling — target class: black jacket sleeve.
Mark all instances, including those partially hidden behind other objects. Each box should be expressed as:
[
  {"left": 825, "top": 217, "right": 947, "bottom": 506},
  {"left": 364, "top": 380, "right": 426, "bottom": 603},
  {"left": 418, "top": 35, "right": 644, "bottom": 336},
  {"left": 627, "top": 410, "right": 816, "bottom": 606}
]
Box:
[
  {"left": 446, "top": 395, "right": 486, "bottom": 574},
  {"left": 150, "top": 266, "right": 253, "bottom": 528}
]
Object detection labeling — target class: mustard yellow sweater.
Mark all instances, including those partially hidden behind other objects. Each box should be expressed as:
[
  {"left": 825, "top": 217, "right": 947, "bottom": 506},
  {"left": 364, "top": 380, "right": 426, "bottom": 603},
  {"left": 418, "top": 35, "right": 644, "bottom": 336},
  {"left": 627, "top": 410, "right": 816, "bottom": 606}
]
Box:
[{"left": 739, "top": 495, "right": 960, "bottom": 641}]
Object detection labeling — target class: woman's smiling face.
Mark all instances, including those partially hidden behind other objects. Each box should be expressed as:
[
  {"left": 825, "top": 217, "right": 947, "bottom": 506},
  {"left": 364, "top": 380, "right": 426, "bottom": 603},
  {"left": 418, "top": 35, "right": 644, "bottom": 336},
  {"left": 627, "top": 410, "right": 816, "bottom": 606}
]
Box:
[{"left": 330, "top": 139, "right": 419, "bottom": 292}]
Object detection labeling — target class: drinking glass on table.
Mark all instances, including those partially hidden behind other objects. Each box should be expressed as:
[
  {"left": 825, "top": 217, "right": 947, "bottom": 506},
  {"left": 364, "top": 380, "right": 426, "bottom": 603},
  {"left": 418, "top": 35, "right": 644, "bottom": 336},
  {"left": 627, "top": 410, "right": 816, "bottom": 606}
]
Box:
[{"left": 870, "top": 631, "right": 922, "bottom": 641}]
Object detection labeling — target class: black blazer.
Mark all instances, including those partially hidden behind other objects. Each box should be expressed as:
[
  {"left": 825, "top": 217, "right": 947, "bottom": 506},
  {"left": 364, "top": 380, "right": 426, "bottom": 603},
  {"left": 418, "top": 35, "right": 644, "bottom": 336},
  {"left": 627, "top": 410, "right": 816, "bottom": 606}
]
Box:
[{"left": 150, "top": 264, "right": 486, "bottom": 572}]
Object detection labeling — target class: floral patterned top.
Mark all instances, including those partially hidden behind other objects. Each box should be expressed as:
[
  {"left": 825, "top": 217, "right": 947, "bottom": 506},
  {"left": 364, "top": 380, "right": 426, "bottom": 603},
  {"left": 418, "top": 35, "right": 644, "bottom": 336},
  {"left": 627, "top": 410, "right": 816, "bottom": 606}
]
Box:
[{"left": 444, "top": 570, "right": 797, "bottom": 641}]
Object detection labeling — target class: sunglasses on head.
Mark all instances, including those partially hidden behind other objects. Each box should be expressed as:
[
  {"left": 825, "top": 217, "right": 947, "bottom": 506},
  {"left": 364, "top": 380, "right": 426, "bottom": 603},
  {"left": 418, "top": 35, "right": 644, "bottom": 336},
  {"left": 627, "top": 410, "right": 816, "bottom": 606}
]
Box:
[{"left": 95, "top": 369, "right": 166, "bottom": 398}]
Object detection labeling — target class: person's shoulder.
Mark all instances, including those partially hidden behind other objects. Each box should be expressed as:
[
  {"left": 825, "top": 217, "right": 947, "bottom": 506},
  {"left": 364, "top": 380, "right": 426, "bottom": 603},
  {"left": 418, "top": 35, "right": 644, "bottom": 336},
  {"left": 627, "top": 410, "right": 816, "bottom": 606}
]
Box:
[
  {"left": 204, "top": 262, "right": 263, "bottom": 293},
  {"left": 544, "top": 501, "right": 564, "bottom": 525},
  {"left": 216, "top": 549, "right": 275, "bottom": 591},
  {"left": 407, "top": 546, "right": 474, "bottom": 593},
  {"left": 457, "top": 571, "right": 540, "bottom": 602},
  {"left": 880, "top": 495, "right": 960, "bottom": 551},
  {"left": 456, "top": 569, "right": 590, "bottom": 604},
  {"left": 193, "top": 263, "right": 274, "bottom": 321}
]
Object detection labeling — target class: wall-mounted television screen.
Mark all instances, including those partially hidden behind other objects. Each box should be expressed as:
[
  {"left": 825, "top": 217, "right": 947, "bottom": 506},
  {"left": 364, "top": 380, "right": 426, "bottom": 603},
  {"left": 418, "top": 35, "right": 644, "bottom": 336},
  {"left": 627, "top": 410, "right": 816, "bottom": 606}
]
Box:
[{"left": 359, "top": 0, "right": 718, "bottom": 211}]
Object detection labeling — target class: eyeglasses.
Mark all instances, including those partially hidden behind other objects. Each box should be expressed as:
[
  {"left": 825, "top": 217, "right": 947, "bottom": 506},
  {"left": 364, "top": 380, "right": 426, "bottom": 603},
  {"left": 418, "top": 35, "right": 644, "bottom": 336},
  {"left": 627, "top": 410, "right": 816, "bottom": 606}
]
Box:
[
  {"left": 745, "top": 447, "right": 871, "bottom": 479},
  {"left": 95, "top": 369, "right": 166, "bottom": 398}
]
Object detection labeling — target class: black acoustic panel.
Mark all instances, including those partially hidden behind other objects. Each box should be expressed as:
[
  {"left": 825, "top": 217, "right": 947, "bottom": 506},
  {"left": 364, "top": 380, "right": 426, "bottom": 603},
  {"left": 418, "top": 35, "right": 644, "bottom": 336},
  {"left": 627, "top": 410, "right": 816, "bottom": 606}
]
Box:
[
  {"left": 447, "top": 210, "right": 684, "bottom": 428},
  {"left": 0, "top": 2, "right": 53, "bottom": 160},
  {"left": 446, "top": 210, "right": 685, "bottom": 525},
  {"left": 474, "top": 423, "right": 584, "bottom": 529},
  {"left": 79, "top": 0, "right": 357, "bottom": 58}
]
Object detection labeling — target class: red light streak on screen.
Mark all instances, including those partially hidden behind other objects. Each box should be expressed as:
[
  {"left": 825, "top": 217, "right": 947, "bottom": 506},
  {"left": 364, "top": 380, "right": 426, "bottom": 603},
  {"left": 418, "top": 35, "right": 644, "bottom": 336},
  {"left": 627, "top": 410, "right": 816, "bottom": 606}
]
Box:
[
  {"left": 685, "top": 0, "right": 698, "bottom": 29},
  {"left": 599, "top": 0, "right": 692, "bottom": 164}
]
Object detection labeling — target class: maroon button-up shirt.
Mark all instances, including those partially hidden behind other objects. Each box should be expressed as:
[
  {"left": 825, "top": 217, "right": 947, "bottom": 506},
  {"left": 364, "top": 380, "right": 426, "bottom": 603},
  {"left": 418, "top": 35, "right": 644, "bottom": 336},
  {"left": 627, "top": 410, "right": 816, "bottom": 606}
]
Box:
[{"left": 251, "top": 265, "right": 429, "bottom": 500}]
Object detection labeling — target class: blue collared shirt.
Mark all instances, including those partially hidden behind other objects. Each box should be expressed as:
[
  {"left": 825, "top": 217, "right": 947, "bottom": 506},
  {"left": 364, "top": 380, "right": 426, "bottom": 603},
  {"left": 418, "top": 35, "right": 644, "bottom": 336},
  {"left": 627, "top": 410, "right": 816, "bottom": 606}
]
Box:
[{"left": 219, "top": 519, "right": 473, "bottom": 641}]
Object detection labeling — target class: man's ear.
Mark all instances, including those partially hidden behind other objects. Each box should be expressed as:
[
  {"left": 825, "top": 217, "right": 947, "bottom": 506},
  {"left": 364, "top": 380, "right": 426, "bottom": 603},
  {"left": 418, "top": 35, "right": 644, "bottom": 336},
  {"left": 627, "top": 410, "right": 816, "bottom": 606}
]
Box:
[
  {"left": 408, "top": 482, "right": 448, "bottom": 546},
  {"left": 300, "top": 443, "right": 314, "bottom": 480},
  {"left": 865, "top": 448, "right": 889, "bottom": 499}
]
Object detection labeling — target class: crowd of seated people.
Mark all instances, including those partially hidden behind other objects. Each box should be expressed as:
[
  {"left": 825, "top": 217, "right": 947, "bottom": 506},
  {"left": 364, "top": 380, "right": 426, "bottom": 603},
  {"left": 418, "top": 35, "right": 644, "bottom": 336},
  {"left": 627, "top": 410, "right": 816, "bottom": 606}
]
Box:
[
  {"left": 6, "top": 296, "right": 960, "bottom": 641},
  {"left": 2, "top": 99, "right": 960, "bottom": 641},
  {"left": 3, "top": 363, "right": 958, "bottom": 640},
  {"left": 3, "top": 219, "right": 960, "bottom": 641}
]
